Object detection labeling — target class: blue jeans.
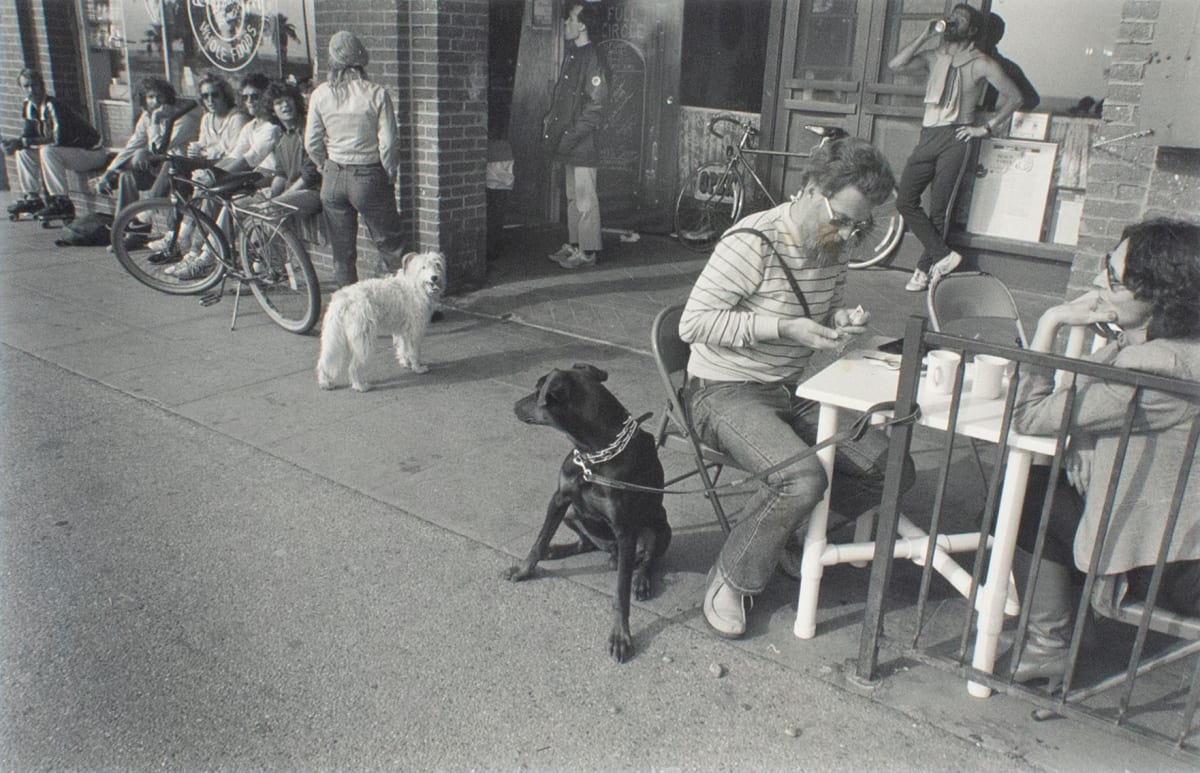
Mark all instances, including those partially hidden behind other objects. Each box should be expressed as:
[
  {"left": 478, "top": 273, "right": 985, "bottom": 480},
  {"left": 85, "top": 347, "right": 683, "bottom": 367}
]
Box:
[
  {"left": 687, "top": 379, "right": 915, "bottom": 594},
  {"left": 321, "top": 161, "right": 406, "bottom": 288}
]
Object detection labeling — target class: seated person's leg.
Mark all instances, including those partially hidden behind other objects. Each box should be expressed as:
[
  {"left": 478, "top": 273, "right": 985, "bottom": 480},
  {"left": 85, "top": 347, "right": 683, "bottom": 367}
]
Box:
[
  {"left": 689, "top": 382, "right": 828, "bottom": 595},
  {"left": 9, "top": 147, "right": 46, "bottom": 216}
]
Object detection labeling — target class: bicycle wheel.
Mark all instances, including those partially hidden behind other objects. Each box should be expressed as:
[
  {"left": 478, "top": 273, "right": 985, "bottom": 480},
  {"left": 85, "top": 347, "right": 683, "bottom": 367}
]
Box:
[
  {"left": 846, "top": 193, "right": 905, "bottom": 270},
  {"left": 239, "top": 220, "right": 321, "bottom": 334},
  {"left": 674, "top": 162, "right": 745, "bottom": 253},
  {"left": 111, "top": 198, "right": 227, "bottom": 294}
]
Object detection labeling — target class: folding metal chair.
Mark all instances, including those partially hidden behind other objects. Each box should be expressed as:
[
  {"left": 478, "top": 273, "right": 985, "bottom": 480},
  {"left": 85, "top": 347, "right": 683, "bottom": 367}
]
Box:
[
  {"left": 649, "top": 304, "right": 736, "bottom": 534},
  {"left": 927, "top": 270, "right": 1028, "bottom": 349}
]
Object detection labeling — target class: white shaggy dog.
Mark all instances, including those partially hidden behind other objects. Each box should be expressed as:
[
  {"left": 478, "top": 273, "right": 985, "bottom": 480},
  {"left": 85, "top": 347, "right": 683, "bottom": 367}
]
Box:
[{"left": 316, "top": 251, "right": 446, "bottom": 392}]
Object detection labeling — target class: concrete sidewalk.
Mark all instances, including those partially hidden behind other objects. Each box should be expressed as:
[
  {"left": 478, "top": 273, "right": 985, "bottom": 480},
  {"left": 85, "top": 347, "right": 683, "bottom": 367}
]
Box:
[{"left": 0, "top": 210, "right": 1188, "bottom": 771}]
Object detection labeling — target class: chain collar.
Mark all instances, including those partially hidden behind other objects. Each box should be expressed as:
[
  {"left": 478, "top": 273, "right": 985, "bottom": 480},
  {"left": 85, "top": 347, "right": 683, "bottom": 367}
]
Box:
[{"left": 572, "top": 414, "right": 640, "bottom": 475}]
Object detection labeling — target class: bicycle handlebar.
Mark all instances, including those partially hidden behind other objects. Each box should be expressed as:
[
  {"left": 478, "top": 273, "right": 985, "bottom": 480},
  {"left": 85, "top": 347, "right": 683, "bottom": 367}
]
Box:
[{"left": 708, "top": 114, "right": 756, "bottom": 141}]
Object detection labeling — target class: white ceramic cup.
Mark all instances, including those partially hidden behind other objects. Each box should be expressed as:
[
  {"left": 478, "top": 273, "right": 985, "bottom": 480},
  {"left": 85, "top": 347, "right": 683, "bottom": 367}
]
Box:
[
  {"left": 972, "top": 354, "right": 1010, "bottom": 400},
  {"left": 927, "top": 350, "right": 962, "bottom": 395}
]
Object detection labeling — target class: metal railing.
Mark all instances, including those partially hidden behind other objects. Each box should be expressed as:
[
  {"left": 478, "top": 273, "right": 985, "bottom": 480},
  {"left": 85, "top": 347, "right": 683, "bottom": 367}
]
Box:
[{"left": 855, "top": 315, "right": 1200, "bottom": 760}]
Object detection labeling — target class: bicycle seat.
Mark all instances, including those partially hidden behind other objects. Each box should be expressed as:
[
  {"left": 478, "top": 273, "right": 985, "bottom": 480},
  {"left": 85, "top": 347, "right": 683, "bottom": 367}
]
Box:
[
  {"left": 202, "top": 171, "right": 265, "bottom": 197},
  {"left": 803, "top": 125, "right": 849, "bottom": 140}
]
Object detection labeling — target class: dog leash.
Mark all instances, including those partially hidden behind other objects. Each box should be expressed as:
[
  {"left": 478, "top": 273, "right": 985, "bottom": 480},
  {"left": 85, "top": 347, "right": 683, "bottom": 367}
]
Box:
[{"left": 576, "top": 401, "right": 920, "bottom": 496}]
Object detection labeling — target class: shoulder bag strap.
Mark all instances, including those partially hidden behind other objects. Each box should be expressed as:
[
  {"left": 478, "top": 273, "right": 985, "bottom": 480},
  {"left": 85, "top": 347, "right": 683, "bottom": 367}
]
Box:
[{"left": 722, "top": 227, "right": 811, "bottom": 319}]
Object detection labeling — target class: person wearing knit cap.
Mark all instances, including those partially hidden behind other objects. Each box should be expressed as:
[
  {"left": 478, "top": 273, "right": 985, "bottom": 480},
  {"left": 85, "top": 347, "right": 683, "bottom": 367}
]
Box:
[{"left": 305, "top": 30, "right": 406, "bottom": 289}]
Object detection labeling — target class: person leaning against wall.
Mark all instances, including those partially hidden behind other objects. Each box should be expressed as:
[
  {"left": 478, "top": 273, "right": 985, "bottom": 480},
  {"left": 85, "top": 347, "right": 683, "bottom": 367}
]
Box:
[
  {"left": 887, "top": 4, "right": 1021, "bottom": 293},
  {"left": 4, "top": 68, "right": 106, "bottom": 223},
  {"left": 304, "top": 30, "right": 406, "bottom": 290},
  {"left": 542, "top": 0, "right": 610, "bottom": 271}
]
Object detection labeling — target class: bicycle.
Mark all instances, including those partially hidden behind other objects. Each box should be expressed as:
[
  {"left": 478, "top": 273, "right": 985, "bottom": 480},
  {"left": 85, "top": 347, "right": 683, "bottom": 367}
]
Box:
[
  {"left": 674, "top": 115, "right": 905, "bottom": 269},
  {"left": 109, "top": 155, "right": 322, "bottom": 334}
]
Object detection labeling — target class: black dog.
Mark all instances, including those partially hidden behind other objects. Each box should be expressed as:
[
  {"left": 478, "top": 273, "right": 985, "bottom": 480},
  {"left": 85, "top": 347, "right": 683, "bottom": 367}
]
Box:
[{"left": 507, "top": 364, "right": 672, "bottom": 663}]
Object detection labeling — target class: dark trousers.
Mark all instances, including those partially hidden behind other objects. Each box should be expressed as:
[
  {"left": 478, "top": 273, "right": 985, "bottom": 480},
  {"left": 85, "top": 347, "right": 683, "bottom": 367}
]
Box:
[
  {"left": 320, "top": 160, "right": 406, "bottom": 288},
  {"left": 896, "top": 125, "right": 974, "bottom": 272},
  {"left": 1018, "top": 465, "right": 1200, "bottom": 617}
]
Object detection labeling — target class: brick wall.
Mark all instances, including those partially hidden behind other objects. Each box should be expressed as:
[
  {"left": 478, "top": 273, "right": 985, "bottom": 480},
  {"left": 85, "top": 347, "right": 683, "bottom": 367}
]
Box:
[
  {"left": 1067, "top": 0, "right": 1200, "bottom": 296},
  {"left": 1, "top": 1, "right": 33, "bottom": 191},
  {"left": 308, "top": 0, "right": 488, "bottom": 293}
]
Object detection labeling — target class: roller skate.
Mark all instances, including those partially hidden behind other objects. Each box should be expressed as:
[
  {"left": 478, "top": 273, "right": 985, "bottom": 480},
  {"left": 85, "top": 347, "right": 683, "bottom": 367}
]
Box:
[
  {"left": 7, "top": 194, "right": 45, "bottom": 222},
  {"left": 32, "top": 195, "right": 75, "bottom": 229}
]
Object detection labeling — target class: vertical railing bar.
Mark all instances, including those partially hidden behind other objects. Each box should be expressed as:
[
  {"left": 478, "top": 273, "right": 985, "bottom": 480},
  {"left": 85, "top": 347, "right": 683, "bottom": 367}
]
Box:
[
  {"left": 855, "top": 316, "right": 926, "bottom": 685},
  {"left": 912, "top": 348, "right": 966, "bottom": 647},
  {"left": 1116, "top": 414, "right": 1200, "bottom": 721},
  {"left": 1007, "top": 378, "right": 1077, "bottom": 683},
  {"left": 1176, "top": 646, "right": 1200, "bottom": 750},
  {"left": 956, "top": 360, "right": 1017, "bottom": 661},
  {"left": 1063, "top": 393, "right": 1140, "bottom": 702}
]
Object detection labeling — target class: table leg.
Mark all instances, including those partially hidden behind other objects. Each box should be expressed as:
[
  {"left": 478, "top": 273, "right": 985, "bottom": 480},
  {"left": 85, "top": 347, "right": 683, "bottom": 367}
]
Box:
[
  {"left": 968, "top": 448, "right": 1033, "bottom": 697},
  {"left": 794, "top": 404, "right": 839, "bottom": 639}
]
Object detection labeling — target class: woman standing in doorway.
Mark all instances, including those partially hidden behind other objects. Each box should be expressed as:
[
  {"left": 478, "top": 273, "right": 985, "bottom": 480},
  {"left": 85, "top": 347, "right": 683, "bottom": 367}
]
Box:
[{"left": 304, "top": 30, "right": 405, "bottom": 289}]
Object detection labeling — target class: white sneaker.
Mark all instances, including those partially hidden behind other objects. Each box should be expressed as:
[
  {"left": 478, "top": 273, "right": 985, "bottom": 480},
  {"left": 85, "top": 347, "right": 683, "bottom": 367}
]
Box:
[
  {"left": 166, "top": 251, "right": 215, "bottom": 279},
  {"left": 557, "top": 250, "right": 597, "bottom": 270},
  {"left": 547, "top": 243, "right": 578, "bottom": 264},
  {"left": 904, "top": 268, "right": 929, "bottom": 292},
  {"left": 145, "top": 235, "right": 175, "bottom": 253},
  {"left": 931, "top": 250, "right": 963, "bottom": 282}
]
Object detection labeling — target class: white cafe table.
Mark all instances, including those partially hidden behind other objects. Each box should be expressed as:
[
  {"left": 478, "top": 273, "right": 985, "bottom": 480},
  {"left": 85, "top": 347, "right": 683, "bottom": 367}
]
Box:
[{"left": 793, "top": 352, "right": 1059, "bottom": 697}]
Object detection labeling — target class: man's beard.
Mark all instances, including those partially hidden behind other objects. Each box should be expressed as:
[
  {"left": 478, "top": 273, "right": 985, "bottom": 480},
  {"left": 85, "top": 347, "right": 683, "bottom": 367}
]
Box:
[
  {"left": 943, "top": 26, "right": 971, "bottom": 43},
  {"left": 800, "top": 220, "right": 844, "bottom": 268}
]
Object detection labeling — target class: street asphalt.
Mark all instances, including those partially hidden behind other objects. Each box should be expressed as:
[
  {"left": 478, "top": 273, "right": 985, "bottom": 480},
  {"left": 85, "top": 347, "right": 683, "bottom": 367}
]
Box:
[{"left": 0, "top": 207, "right": 1190, "bottom": 772}]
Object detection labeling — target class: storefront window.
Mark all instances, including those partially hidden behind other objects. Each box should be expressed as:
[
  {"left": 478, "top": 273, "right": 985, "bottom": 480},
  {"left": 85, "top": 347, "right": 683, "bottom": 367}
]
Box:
[{"left": 679, "top": 0, "right": 770, "bottom": 112}]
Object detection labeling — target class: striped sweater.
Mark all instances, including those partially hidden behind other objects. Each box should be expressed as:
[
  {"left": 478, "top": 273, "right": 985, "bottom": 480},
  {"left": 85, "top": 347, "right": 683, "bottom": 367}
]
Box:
[{"left": 680, "top": 201, "right": 845, "bottom": 383}]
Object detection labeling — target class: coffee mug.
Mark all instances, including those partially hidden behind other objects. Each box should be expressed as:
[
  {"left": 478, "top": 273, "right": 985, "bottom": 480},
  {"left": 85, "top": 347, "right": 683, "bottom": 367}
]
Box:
[
  {"left": 973, "top": 354, "right": 1010, "bottom": 400},
  {"left": 927, "top": 350, "right": 962, "bottom": 395}
]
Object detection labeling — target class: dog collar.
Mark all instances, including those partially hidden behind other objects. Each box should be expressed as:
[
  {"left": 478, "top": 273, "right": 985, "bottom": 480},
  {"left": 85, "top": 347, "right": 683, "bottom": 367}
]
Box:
[{"left": 572, "top": 414, "right": 641, "bottom": 470}]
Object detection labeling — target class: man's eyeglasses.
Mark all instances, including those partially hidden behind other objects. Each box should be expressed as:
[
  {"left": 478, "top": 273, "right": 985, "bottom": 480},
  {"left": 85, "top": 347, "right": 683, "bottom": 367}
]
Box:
[
  {"left": 241, "top": 91, "right": 263, "bottom": 102},
  {"left": 821, "top": 195, "right": 873, "bottom": 243},
  {"left": 1104, "top": 253, "right": 1126, "bottom": 292},
  {"left": 199, "top": 91, "right": 220, "bottom": 100}
]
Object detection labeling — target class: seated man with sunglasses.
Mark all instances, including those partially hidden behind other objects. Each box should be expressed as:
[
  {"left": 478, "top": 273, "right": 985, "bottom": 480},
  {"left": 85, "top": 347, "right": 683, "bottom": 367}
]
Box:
[
  {"left": 677, "top": 137, "right": 916, "bottom": 639},
  {"left": 165, "top": 73, "right": 281, "bottom": 280}
]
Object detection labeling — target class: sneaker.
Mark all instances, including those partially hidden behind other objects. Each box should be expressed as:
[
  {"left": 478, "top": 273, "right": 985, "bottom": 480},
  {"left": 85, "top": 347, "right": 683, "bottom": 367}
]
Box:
[
  {"left": 547, "top": 243, "right": 578, "bottom": 263},
  {"left": 162, "top": 251, "right": 197, "bottom": 275},
  {"left": 557, "top": 250, "right": 597, "bottom": 270},
  {"left": 930, "top": 250, "right": 963, "bottom": 283},
  {"left": 904, "top": 268, "right": 929, "bottom": 292},
  {"left": 702, "top": 565, "right": 747, "bottom": 638},
  {"left": 166, "top": 251, "right": 215, "bottom": 279},
  {"left": 145, "top": 235, "right": 175, "bottom": 253}
]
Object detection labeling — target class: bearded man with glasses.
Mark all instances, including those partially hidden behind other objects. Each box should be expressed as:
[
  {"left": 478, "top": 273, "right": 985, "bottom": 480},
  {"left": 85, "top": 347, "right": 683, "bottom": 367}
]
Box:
[{"left": 678, "top": 137, "right": 916, "bottom": 639}]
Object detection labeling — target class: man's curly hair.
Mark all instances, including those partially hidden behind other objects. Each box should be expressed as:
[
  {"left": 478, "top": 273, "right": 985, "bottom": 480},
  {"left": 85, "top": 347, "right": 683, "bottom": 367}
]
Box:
[
  {"left": 137, "top": 76, "right": 177, "bottom": 107},
  {"left": 1120, "top": 217, "right": 1200, "bottom": 340},
  {"left": 804, "top": 137, "right": 896, "bottom": 207}
]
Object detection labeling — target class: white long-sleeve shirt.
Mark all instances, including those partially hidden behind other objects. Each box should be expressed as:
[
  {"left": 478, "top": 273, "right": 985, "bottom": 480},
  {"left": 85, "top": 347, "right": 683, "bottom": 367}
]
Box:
[
  {"left": 304, "top": 77, "right": 399, "bottom": 175},
  {"left": 197, "top": 109, "right": 250, "bottom": 160}
]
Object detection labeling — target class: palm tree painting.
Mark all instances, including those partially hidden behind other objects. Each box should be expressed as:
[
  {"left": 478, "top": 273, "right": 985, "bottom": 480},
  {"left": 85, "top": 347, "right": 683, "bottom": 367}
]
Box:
[{"left": 264, "top": 13, "right": 300, "bottom": 76}]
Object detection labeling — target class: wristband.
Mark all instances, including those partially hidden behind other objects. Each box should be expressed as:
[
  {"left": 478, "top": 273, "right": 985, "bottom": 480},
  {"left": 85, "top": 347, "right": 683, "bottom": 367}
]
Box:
[{"left": 981, "top": 123, "right": 993, "bottom": 136}]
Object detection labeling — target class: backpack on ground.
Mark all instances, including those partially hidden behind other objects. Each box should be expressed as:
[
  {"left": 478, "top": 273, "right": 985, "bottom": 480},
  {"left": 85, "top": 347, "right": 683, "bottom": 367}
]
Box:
[{"left": 54, "top": 212, "right": 113, "bottom": 247}]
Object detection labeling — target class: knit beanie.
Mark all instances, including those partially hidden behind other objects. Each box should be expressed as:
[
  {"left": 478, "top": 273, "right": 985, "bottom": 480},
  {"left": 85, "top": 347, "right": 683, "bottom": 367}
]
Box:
[{"left": 328, "top": 31, "right": 369, "bottom": 69}]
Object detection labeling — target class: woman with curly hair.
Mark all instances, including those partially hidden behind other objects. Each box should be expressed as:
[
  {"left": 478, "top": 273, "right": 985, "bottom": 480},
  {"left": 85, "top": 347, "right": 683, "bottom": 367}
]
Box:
[
  {"left": 96, "top": 76, "right": 200, "bottom": 212},
  {"left": 1010, "top": 217, "right": 1200, "bottom": 688}
]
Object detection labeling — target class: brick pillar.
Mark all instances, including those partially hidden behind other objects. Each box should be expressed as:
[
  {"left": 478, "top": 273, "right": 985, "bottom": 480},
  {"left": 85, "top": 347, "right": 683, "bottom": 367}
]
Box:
[
  {"left": 309, "top": 0, "right": 488, "bottom": 293},
  {"left": 406, "top": 0, "right": 489, "bottom": 291},
  {"left": 33, "top": 0, "right": 85, "bottom": 111},
  {"left": 1067, "top": 0, "right": 1200, "bottom": 297}
]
